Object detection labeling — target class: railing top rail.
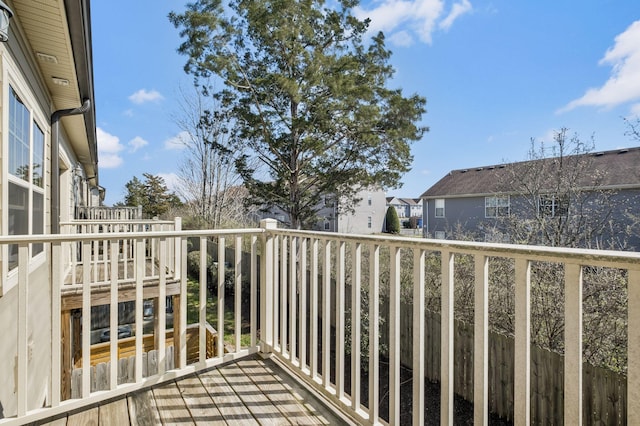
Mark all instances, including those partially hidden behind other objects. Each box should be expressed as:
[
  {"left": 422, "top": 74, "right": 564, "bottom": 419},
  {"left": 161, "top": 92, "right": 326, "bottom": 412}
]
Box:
[
  {"left": 268, "top": 228, "right": 640, "bottom": 268},
  {"left": 61, "top": 219, "right": 176, "bottom": 225},
  {"left": 0, "top": 228, "right": 264, "bottom": 244}
]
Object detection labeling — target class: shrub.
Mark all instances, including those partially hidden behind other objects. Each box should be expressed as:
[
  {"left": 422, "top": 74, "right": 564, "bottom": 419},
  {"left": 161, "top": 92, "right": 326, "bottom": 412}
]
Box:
[{"left": 385, "top": 206, "right": 400, "bottom": 234}]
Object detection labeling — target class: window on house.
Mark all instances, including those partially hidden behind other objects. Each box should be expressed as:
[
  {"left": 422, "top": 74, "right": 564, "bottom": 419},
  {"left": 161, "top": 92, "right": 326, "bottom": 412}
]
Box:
[
  {"left": 8, "top": 86, "right": 45, "bottom": 269},
  {"left": 538, "top": 194, "right": 569, "bottom": 217},
  {"left": 367, "top": 195, "right": 372, "bottom": 206},
  {"left": 324, "top": 220, "right": 330, "bottom": 231},
  {"left": 435, "top": 230, "right": 446, "bottom": 239},
  {"left": 367, "top": 216, "right": 372, "bottom": 228},
  {"left": 485, "top": 196, "right": 510, "bottom": 218},
  {"left": 435, "top": 199, "right": 445, "bottom": 217}
]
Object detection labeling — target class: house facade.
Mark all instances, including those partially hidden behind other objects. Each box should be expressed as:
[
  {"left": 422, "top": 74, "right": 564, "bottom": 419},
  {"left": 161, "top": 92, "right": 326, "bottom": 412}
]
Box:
[
  {"left": 261, "top": 187, "right": 387, "bottom": 234},
  {"left": 421, "top": 147, "right": 640, "bottom": 250},
  {"left": 0, "top": 0, "right": 99, "bottom": 416},
  {"left": 386, "top": 196, "right": 423, "bottom": 228}
]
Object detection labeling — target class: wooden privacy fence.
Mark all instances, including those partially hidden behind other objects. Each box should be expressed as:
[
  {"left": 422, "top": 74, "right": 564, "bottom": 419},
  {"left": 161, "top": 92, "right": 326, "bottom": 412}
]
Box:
[
  {"left": 71, "top": 324, "right": 218, "bottom": 398},
  {"left": 378, "top": 301, "right": 627, "bottom": 425}
]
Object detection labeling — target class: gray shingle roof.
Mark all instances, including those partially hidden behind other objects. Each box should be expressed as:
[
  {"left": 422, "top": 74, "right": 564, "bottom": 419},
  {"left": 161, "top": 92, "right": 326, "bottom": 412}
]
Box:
[{"left": 421, "top": 147, "right": 640, "bottom": 198}]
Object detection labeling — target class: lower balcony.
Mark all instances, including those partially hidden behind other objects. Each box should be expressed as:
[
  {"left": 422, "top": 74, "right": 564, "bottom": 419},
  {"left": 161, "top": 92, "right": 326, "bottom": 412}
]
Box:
[{"left": 0, "top": 218, "right": 639, "bottom": 425}]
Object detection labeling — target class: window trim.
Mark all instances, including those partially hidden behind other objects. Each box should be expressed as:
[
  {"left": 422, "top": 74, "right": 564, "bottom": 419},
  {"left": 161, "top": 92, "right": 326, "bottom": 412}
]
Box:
[
  {"left": 434, "top": 199, "right": 445, "bottom": 218},
  {"left": 485, "top": 195, "right": 510, "bottom": 218},
  {"left": 6, "top": 83, "right": 48, "bottom": 272},
  {"left": 538, "top": 194, "right": 569, "bottom": 218}
]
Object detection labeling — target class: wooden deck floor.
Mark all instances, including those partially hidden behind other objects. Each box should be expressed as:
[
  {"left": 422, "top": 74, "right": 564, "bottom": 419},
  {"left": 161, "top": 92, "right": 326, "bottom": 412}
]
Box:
[{"left": 38, "top": 356, "right": 348, "bottom": 425}]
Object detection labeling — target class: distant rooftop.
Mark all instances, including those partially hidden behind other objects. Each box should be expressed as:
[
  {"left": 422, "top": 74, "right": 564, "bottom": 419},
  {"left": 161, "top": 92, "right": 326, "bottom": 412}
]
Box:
[{"left": 421, "top": 147, "right": 640, "bottom": 198}]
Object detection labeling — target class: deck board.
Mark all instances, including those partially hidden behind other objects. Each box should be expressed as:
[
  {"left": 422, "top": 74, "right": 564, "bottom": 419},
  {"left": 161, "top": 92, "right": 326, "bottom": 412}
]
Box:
[
  {"left": 219, "top": 362, "right": 291, "bottom": 425},
  {"left": 128, "top": 388, "right": 162, "bottom": 426},
  {"left": 98, "top": 397, "right": 129, "bottom": 426},
  {"left": 37, "top": 355, "right": 347, "bottom": 426},
  {"left": 153, "top": 381, "right": 196, "bottom": 425},
  {"left": 175, "top": 375, "right": 226, "bottom": 425},
  {"left": 236, "top": 358, "right": 329, "bottom": 425}
]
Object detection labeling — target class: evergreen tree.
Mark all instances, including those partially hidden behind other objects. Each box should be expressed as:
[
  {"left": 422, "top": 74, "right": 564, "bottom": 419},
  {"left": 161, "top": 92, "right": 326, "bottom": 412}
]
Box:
[
  {"left": 169, "top": 0, "right": 427, "bottom": 229},
  {"left": 385, "top": 206, "right": 400, "bottom": 234}
]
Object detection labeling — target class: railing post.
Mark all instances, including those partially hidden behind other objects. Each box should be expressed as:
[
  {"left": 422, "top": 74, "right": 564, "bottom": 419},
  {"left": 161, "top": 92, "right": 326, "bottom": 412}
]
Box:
[
  {"left": 259, "top": 219, "right": 277, "bottom": 355},
  {"left": 174, "top": 217, "right": 182, "bottom": 279}
]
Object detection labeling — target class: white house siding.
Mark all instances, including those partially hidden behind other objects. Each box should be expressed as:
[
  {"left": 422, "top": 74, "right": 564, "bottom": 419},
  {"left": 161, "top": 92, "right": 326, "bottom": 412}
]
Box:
[
  {"left": 0, "top": 19, "right": 79, "bottom": 418},
  {"left": 338, "top": 188, "right": 386, "bottom": 234}
]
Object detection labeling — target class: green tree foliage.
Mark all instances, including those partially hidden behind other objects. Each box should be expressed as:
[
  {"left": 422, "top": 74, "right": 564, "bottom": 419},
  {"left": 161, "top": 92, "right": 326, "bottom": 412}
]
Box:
[
  {"left": 169, "top": 0, "right": 427, "bottom": 229},
  {"left": 122, "top": 173, "right": 182, "bottom": 218},
  {"left": 384, "top": 206, "right": 400, "bottom": 234}
]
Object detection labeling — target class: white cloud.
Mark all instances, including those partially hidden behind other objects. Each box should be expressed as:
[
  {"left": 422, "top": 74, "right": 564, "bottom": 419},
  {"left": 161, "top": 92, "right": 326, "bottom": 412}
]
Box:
[
  {"left": 157, "top": 172, "right": 180, "bottom": 194},
  {"left": 123, "top": 109, "right": 134, "bottom": 117},
  {"left": 439, "top": 0, "right": 472, "bottom": 31},
  {"left": 128, "top": 136, "right": 149, "bottom": 152},
  {"left": 97, "top": 127, "right": 124, "bottom": 168},
  {"left": 630, "top": 103, "right": 640, "bottom": 117},
  {"left": 164, "top": 131, "right": 190, "bottom": 150},
  {"left": 128, "top": 89, "right": 164, "bottom": 104},
  {"left": 389, "top": 30, "right": 414, "bottom": 47},
  {"left": 355, "top": 0, "right": 472, "bottom": 46},
  {"left": 559, "top": 20, "right": 640, "bottom": 113}
]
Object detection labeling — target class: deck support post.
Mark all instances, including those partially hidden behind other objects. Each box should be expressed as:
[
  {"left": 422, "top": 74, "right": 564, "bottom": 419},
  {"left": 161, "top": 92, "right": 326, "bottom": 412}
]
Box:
[{"left": 259, "top": 219, "right": 277, "bottom": 356}]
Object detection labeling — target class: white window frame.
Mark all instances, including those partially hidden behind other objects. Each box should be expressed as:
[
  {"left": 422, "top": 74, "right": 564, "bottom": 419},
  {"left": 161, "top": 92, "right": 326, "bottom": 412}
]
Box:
[
  {"left": 7, "top": 85, "right": 47, "bottom": 271},
  {"left": 485, "top": 195, "right": 510, "bottom": 218},
  {"left": 3, "top": 65, "right": 50, "bottom": 294},
  {"left": 435, "top": 230, "right": 446, "bottom": 239},
  {"left": 367, "top": 216, "right": 372, "bottom": 229},
  {"left": 538, "top": 194, "right": 569, "bottom": 218},
  {"left": 434, "top": 199, "right": 445, "bottom": 218}
]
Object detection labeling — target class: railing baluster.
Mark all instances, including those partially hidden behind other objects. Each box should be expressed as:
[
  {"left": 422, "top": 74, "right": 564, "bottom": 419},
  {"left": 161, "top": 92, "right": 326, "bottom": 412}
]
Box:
[
  {"left": 109, "top": 241, "right": 119, "bottom": 389},
  {"left": 82, "top": 241, "right": 92, "bottom": 398},
  {"left": 351, "top": 242, "right": 362, "bottom": 410},
  {"left": 336, "top": 240, "right": 346, "bottom": 400},
  {"left": 157, "top": 238, "right": 167, "bottom": 375},
  {"left": 51, "top": 242, "right": 62, "bottom": 407},
  {"left": 218, "top": 236, "right": 226, "bottom": 359},
  {"left": 564, "top": 263, "right": 583, "bottom": 424},
  {"left": 323, "top": 239, "right": 331, "bottom": 389},
  {"left": 413, "top": 248, "right": 425, "bottom": 426},
  {"left": 199, "top": 237, "right": 207, "bottom": 363},
  {"left": 474, "top": 254, "right": 489, "bottom": 426},
  {"left": 300, "top": 237, "right": 308, "bottom": 371},
  {"left": 310, "top": 238, "right": 319, "bottom": 380},
  {"left": 179, "top": 237, "right": 188, "bottom": 370},
  {"left": 441, "top": 250, "right": 454, "bottom": 425},
  {"left": 273, "top": 236, "right": 280, "bottom": 352},
  {"left": 235, "top": 236, "right": 242, "bottom": 352},
  {"left": 629, "top": 268, "right": 640, "bottom": 425},
  {"left": 514, "top": 257, "right": 531, "bottom": 425},
  {"left": 389, "top": 245, "right": 401, "bottom": 425},
  {"left": 17, "top": 244, "right": 29, "bottom": 416},
  {"left": 250, "top": 235, "right": 258, "bottom": 349},
  {"left": 368, "top": 243, "right": 380, "bottom": 422},
  {"left": 290, "top": 236, "right": 297, "bottom": 365},
  {"left": 135, "top": 238, "right": 145, "bottom": 382},
  {"left": 280, "top": 236, "right": 287, "bottom": 358}
]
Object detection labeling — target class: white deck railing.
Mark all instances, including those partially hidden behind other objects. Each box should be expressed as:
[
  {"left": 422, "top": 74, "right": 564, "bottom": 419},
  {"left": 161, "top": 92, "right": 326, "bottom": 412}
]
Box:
[{"left": 1, "top": 219, "right": 639, "bottom": 425}]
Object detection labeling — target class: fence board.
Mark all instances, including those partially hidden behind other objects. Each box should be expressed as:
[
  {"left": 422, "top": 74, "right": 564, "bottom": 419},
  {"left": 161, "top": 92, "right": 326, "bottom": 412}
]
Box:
[{"left": 376, "top": 302, "right": 626, "bottom": 424}]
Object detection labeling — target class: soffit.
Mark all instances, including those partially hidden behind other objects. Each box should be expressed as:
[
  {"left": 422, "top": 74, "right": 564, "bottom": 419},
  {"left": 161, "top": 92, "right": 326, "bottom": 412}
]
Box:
[{"left": 11, "top": 0, "right": 91, "bottom": 167}]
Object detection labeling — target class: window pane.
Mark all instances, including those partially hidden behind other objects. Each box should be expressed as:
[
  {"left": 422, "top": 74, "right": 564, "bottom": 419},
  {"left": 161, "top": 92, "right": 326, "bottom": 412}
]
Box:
[
  {"left": 8, "top": 182, "right": 29, "bottom": 270},
  {"left": 33, "top": 123, "right": 44, "bottom": 187},
  {"left": 33, "top": 191, "right": 44, "bottom": 255},
  {"left": 9, "top": 87, "right": 30, "bottom": 181}
]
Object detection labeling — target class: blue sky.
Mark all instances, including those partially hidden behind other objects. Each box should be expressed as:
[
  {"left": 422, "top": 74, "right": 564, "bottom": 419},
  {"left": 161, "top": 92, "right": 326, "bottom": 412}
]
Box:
[{"left": 92, "top": 1, "right": 640, "bottom": 206}]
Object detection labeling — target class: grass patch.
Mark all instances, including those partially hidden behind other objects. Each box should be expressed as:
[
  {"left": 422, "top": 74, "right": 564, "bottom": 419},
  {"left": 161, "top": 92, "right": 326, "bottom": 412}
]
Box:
[{"left": 185, "top": 278, "right": 251, "bottom": 348}]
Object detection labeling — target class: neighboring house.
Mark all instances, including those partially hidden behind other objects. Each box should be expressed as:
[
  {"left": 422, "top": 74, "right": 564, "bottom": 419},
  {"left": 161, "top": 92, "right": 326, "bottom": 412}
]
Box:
[
  {"left": 420, "top": 147, "right": 640, "bottom": 249},
  {"left": 0, "top": 0, "right": 99, "bottom": 416},
  {"left": 386, "top": 196, "right": 423, "bottom": 228},
  {"left": 261, "top": 187, "right": 387, "bottom": 234}
]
